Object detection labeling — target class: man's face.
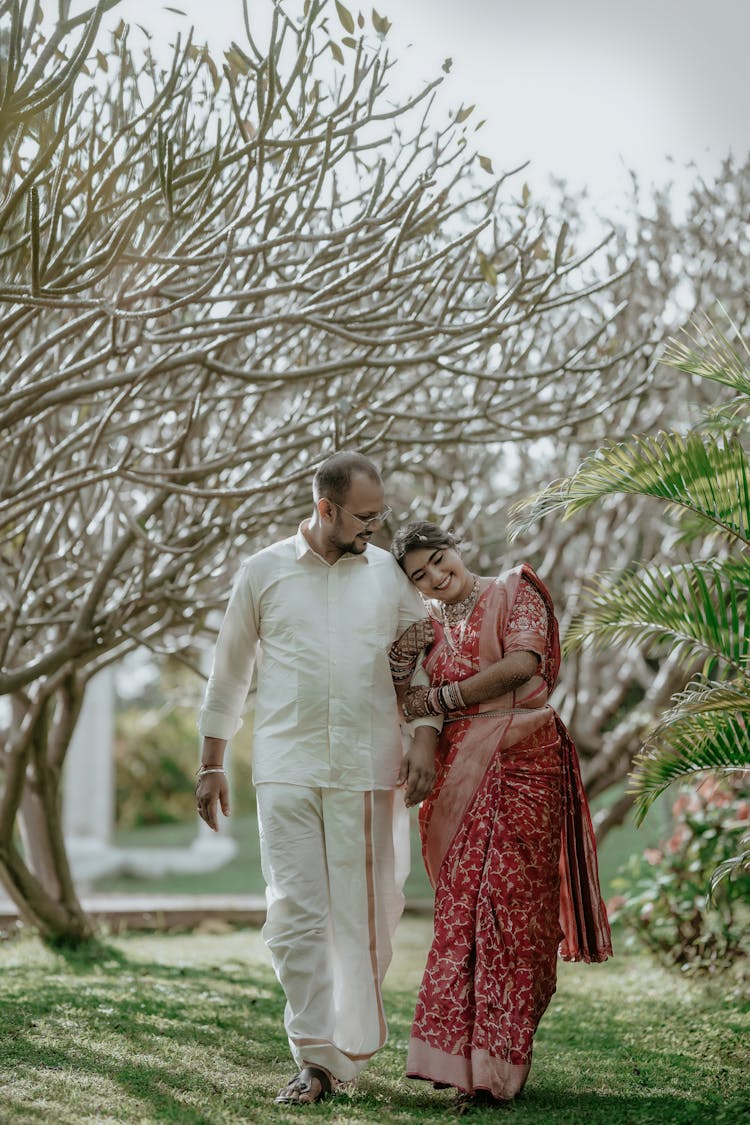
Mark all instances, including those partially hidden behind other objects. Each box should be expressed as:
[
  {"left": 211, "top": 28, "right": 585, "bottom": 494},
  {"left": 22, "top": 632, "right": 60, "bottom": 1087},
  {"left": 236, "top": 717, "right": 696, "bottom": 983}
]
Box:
[{"left": 328, "top": 474, "right": 387, "bottom": 556}]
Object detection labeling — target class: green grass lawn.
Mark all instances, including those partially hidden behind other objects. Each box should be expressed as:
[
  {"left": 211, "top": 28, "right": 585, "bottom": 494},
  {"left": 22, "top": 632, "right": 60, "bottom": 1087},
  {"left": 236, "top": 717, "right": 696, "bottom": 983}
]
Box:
[{"left": 1, "top": 918, "right": 747, "bottom": 1125}]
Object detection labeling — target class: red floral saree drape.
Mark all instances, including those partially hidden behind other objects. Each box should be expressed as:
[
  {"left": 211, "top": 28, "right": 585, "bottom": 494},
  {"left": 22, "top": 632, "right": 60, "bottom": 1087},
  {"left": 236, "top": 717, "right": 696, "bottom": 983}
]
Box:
[{"left": 406, "top": 565, "right": 611, "bottom": 1100}]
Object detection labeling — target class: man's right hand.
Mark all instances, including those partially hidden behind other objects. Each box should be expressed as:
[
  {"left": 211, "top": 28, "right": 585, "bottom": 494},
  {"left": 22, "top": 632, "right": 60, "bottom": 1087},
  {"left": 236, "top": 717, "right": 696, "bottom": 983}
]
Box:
[{"left": 196, "top": 771, "right": 230, "bottom": 831}]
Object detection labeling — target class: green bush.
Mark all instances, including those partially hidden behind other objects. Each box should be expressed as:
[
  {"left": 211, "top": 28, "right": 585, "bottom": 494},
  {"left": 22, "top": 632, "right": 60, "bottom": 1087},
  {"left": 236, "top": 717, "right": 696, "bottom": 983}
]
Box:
[
  {"left": 113, "top": 654, "right": 255, "bottom": 828},
  {"left": 114, "top": 706, "right": 202, "bottom": 827},
  {"left": 609, "top": 776, "right": 750, "bottom": 974}
]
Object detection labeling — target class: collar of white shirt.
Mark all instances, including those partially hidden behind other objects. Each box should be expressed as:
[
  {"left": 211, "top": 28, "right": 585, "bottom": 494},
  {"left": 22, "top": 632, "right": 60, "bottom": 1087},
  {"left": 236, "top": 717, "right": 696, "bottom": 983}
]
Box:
[{"left": 295, "top": 520, "right": 370, "bottom": 566}]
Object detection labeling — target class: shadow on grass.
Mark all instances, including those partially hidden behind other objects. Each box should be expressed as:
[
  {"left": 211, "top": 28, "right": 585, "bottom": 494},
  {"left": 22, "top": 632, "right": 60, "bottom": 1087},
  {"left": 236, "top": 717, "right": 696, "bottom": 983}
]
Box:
[
  {"left": 1, "top": 935, "right": 748, "bottom": 1124},
  {"left": 41, "top": 935, "right": 131, "bottom": 969},
  {"left": 0, "top": 954, "right": 286, "bottom": 1123}
]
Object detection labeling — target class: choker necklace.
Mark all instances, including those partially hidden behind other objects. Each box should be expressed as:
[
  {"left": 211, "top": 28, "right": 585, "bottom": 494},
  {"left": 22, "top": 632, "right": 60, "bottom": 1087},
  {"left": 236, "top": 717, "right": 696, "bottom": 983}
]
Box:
[{"left": 440, "top": 575, "right": 481, "bottom": 627}]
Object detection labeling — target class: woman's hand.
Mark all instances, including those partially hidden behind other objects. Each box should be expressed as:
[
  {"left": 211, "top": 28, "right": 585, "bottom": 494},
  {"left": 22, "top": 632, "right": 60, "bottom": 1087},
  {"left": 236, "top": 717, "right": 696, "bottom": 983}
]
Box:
[
  {"left": 403, "top": 679, "right": 470, "bottom": 719},
  {"left": 402, "top": 685, "right": 433, "bottom": 719}
]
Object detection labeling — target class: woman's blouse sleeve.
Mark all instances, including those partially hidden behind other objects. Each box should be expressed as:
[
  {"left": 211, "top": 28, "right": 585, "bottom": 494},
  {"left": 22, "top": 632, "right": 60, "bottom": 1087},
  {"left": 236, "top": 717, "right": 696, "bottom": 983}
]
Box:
[{"left": 503, "top": 577, "right": 549, "bottom": 674}]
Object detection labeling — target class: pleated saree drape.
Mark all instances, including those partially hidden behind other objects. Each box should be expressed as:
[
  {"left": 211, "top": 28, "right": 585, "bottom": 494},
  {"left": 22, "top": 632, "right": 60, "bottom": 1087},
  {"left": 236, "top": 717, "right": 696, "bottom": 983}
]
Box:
[{"left": 406, "top": 566, "right": 611, "bottom": 1100}]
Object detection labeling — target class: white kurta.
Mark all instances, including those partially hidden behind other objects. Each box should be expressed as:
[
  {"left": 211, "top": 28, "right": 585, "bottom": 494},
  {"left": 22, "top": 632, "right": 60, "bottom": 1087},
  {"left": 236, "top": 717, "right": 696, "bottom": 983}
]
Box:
[
  {"left": 199, "top": 524, "right": 436, "bottom": 1080},
  {"left": 199, "top": 525, "right": 431, "bottom": 789}
]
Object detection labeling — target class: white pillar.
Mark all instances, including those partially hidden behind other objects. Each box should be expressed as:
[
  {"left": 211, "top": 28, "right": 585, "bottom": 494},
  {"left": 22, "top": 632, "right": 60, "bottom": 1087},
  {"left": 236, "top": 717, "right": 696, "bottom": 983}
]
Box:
[
  {"left": 63, "top": 666, "right": 120, "bottom": 881},
  {"left": 61, "top": 648, "right": 237, "bottom": 883}
]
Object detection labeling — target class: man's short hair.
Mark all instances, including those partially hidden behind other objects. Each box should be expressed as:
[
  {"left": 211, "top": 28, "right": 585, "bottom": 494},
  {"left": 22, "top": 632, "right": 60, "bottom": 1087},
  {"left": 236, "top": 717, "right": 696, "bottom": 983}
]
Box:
[{"left": 313, "top": 451, "right": 382, "bottom": 505}]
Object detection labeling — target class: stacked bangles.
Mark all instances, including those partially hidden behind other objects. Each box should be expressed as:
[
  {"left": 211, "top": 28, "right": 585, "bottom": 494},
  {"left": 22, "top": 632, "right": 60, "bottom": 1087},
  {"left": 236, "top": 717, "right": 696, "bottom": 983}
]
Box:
[{"left": 422, "top": 680, "right": 467, "bottom": 715}]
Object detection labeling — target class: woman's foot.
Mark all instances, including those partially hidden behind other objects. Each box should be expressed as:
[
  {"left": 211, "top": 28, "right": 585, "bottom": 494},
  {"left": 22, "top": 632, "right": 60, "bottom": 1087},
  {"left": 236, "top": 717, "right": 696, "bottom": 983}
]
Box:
[
  {"left": 274, "top": 1065, "right": 334, "bottom": 1105},
  {"left": 454, "top": 1088, "right": 513, "bottom": 1113}
]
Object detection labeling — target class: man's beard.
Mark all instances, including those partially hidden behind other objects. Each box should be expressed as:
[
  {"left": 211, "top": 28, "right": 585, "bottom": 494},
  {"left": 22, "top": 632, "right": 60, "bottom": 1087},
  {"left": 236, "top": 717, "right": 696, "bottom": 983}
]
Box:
[{"left": 331, "top": 525, "right": 370, "bottom": 555}]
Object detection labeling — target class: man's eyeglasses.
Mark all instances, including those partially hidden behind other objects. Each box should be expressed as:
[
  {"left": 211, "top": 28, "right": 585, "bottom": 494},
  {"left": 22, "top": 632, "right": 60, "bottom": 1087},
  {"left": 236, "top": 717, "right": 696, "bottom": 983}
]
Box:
[{"left": 329, "top": 501, "right": 393, "bottom": 529}]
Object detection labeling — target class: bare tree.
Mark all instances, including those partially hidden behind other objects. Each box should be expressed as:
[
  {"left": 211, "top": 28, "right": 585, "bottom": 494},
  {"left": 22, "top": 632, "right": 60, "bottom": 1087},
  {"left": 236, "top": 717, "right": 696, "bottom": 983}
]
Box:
[{"left": 0, "top": 0, "right": 640, "bottom": 941}]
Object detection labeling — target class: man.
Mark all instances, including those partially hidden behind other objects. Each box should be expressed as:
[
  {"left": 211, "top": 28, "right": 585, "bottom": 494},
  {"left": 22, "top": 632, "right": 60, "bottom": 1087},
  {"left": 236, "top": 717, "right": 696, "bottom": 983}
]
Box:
[{"left": 196, "top": 451, "right": 438, "bottom": 1106}]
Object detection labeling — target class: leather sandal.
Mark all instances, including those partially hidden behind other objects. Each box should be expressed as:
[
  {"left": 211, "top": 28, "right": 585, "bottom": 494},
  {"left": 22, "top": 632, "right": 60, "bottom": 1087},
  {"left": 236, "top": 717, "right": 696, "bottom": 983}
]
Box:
[{"left": 274, "top": 1065, "right": 333, "bottom": 1105}]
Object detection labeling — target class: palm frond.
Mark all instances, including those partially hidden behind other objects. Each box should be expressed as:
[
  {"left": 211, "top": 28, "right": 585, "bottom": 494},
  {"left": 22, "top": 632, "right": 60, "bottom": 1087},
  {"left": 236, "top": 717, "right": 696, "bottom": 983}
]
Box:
[
  {"left": 672, "top": 509, "right": 741, "bottom": 548},
  {"left": 656, "top": 678, "right": 750, "bottom": 723},
  {"left": 630, "top": 709, "right": 750, "bottom": 823},
  {"left": 699, "top": 394, "right": 750, "bottom": 435},
  {"left": 510, "top": 431, "right": 750, "bottom": 544},
  {"left": 564, "top": 560, "right": 750, "bottom": 677},
  {"left": 663, "top": 312, "right": 750, "bottom": 396},
  {"left": 709, "top": 839, "right": 750, "bottom": 898}
]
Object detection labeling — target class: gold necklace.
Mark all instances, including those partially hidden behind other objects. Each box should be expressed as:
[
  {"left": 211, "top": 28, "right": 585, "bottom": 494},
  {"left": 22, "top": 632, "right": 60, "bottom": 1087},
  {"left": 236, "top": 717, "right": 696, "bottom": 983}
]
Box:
[{"left": 439, "top": 575, "right": 480, "bottom": 650}]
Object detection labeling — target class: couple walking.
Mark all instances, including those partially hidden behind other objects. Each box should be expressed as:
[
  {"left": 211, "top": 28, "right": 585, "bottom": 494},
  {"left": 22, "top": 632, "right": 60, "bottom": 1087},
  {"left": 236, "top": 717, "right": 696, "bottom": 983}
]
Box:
[{"left": 196, "top": 451, "right": 611, "bottom": 1109}]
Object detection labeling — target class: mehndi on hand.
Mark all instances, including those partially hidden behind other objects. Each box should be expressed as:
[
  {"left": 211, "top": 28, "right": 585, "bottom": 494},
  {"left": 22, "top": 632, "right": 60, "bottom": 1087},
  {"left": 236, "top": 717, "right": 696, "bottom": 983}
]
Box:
[
  {"left": 402, "top": 680, "right": 468, "bottom": 720},
  {"left": 402, "top": 685, "right": 432, "bottom": 719},
  {"left": 389, "top": 618, "right": 436, "bottom": 684}
]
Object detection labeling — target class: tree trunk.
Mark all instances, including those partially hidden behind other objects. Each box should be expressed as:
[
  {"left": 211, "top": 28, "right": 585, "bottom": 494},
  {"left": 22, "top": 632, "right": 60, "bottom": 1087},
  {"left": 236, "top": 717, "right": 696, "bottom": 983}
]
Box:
[
  {"left": 14, "top": 788, "right": 94, "bottom": 944},
  {"left": 0, "top": 683, "right": 94, "bottom": 945},
  {"left": 0, "top": 840, "right": 93, "bottom": 945}
]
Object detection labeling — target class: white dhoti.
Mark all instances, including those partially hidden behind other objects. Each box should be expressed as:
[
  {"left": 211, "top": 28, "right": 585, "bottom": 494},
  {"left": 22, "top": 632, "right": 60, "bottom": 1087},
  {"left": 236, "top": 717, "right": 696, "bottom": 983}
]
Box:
[{"left": 255, "top": 783, "right": 410, "bottom": 1082}]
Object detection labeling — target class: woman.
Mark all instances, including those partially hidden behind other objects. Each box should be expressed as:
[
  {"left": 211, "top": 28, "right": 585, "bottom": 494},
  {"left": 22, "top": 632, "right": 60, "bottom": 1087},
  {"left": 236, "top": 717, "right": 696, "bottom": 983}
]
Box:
[{"left": 389, "top": 521, "right": 612, "bottom": 1107}]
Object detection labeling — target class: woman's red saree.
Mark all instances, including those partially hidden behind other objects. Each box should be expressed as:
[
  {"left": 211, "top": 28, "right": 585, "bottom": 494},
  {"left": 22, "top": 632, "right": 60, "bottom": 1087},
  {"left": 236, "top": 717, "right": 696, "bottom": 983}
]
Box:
[{"left": 406, "top": 566, "right": 612, "bottom": 1100}]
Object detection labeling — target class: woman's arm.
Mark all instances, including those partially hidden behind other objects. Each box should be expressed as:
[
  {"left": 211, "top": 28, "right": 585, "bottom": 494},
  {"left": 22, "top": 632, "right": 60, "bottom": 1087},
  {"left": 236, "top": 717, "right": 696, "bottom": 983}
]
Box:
[
  {"left": 403, "top": 649, "right": 539, "bottom": 718},
  {"left": 457, "top": 650, "right": 539, "bottom": 706}
]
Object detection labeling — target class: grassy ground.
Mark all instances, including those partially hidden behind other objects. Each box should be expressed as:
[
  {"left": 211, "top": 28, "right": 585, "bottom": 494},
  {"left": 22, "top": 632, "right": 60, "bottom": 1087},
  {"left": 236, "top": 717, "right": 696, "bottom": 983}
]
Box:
[{"left": 1, "top": 918, "right": 747, "bottom": 1125}]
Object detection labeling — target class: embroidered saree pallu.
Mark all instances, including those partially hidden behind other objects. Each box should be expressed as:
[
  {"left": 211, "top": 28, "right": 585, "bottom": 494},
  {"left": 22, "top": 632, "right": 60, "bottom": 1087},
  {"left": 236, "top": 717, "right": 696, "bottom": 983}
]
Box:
[{"left": 406, "top": 566, "right": 612, "bottom": 1101}]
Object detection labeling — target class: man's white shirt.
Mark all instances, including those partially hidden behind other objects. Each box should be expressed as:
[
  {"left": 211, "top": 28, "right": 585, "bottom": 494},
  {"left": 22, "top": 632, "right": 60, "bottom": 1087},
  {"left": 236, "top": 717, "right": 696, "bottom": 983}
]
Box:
[{"left": 199, "top": 525, "right": 436, "bottom": 789}]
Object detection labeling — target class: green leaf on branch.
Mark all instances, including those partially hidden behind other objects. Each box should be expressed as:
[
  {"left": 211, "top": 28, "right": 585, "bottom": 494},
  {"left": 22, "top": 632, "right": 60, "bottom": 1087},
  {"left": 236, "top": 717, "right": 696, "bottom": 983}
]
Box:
[
  {"left": 477, "top": 251, "right": 497, "bottom": 287},
  {"left": 329, "top": 40, "right": 344, "bottom": 64},
  {"left": 455, "top": 104, "right": 475, "bottom": 124},
  {"left": 225, "top": 44, "right": 252, "bottom": 76},
  {"left": 372, "top": 9, "right": 391, "bottom": 35},
  {"left": 336, "top": 1, "right": 355, "bottom": 33},
  {"left": 478, "top": 154, "right": 493, "bottom": 174},
  {"left": 201, "top": 48, "right": 221, "bottom": 92},
  {"left": 554, "top": 220, "right": 569, "bottom": 270},
  {"left": 342, "top": 36, "right": 357, "bottom": 48}
]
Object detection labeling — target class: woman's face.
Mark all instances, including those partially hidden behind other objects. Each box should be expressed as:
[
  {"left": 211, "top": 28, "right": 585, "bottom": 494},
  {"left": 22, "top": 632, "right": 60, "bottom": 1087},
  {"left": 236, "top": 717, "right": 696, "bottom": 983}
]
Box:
[{"left": 403, "top": 544, "right": 473, "bottom": 604}]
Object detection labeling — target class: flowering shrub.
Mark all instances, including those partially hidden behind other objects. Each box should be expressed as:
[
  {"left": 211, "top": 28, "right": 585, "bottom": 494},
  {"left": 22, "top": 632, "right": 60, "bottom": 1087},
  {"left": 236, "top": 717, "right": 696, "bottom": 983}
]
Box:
[{"left": 608, "top": 776, "right": 750, "bottom": 973}]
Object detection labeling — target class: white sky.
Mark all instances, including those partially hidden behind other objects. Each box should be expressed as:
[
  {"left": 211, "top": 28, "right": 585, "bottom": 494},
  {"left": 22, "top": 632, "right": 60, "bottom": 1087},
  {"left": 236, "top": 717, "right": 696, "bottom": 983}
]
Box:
[{"left": 89, "top": 0, "right": 748, "bottom": 217}]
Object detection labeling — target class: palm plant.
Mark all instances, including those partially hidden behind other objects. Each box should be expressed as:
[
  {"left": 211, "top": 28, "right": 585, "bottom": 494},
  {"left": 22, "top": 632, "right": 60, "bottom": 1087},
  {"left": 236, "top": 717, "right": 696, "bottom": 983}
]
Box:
[{"left": 512, "top": 314, "right": 750, "bottom": 888}]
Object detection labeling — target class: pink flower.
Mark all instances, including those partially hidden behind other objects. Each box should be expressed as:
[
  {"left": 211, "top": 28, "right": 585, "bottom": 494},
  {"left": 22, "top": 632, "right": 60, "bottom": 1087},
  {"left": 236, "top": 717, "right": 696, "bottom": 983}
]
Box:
[
  {"left": 666, "top": 825, "right": 689, "bottom": 853},
  {"left": 643, "top": 848, "right": 663, "bottom": 865},
  {"left": 671, "top": 793, "right": 694, "bottom": 817},
  {"left": 697, "top": 777, "right": 731, "bottom": 807}
]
